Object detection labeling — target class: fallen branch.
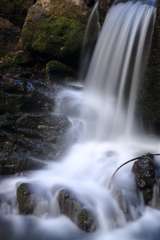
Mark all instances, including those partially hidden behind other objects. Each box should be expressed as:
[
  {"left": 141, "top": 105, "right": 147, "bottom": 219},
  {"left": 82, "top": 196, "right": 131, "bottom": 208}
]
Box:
[{"left": 107, "top": 152, "right": 160, "bottom": 189}]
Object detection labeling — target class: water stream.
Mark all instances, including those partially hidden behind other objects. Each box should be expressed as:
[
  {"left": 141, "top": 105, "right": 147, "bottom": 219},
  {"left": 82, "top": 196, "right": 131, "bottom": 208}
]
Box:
[{"left": 0, "top": 1, "right": 160, "bottom": 239}]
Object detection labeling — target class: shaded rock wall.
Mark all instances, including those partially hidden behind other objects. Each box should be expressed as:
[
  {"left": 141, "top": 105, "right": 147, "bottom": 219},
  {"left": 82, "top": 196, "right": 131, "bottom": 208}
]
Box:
[
  {"left": 0, "top": 0, "right": 36, "bottom": 28},
  {"left": 0, "top": 18, "right": 21, "bottom": 58},
  {"left": 137, "top": 1, "right": 160, "bottom": 126}
]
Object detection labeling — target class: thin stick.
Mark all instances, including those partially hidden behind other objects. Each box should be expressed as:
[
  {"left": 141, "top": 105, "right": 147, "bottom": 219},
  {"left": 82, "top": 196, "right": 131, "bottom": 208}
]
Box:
[{"left": 107, "top": 153, "right": 160, "bottom": 189}]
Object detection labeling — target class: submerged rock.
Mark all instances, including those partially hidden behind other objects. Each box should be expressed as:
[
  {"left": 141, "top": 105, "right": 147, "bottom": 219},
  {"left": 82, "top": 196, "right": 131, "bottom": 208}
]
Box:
[
  {"left": 113, "top": 186, "right": 142, "bottom": 221},
  {"left": 17, "top": 183, "right": 50, "bottom": 216},
  {"left": 58, "top": 189, "right": 96, "bottom": 232}
]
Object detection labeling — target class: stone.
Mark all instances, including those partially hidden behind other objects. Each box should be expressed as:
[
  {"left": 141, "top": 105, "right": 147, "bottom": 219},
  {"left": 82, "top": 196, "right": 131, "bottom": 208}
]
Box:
[
  {"left": 0, "top": 17, "right": 21, "bottom": 58},
  {"left": 136, "top": 1, "right": 160, "bottom": 128},
  {"left": 0, "top": 0, "right": 35, "bottom": 28},
  {"left": 46, "top": 60, "right": 76, "bottom": 80},
  {"left": 20, "top": 0, "right": 89, "bottom": 68},
  {"left": 132, "top": 155, "right": 155, "bottom": 204},
  {"left": 58, "top": 189, "right": 96, "bottom": 232}
]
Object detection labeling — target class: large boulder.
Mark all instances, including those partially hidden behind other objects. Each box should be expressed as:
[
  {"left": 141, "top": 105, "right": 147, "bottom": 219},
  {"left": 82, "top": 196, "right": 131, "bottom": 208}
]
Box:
[
  {"left": 0, "top": 17, "right": 21, "bottom": 58},
  {"left": 0, "top": 0, "right": 35, "bottom": 28},
  {"left": 20, "top": 0, "right": 89, "bottom": 68}
]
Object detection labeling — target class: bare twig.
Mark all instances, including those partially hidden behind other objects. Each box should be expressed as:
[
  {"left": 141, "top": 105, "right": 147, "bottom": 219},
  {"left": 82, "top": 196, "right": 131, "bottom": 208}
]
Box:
[{"left": 107, "top": 152, "right": 160, "bottom": 189}]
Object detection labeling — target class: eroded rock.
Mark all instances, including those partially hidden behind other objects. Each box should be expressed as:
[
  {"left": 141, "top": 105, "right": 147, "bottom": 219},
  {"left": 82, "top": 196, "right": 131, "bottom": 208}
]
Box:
[{"left": 58, "top": 189, "right": 96, "bottom": 232}]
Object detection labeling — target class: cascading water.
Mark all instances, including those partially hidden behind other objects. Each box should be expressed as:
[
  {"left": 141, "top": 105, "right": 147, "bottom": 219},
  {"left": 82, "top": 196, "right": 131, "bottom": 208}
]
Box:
[{"left": 0, "top": 1, "right": 160, "bottom": 240}]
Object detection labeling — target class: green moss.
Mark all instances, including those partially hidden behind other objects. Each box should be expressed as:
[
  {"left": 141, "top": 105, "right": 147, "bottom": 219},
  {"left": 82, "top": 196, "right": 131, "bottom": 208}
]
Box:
[
  {"left": 21, "top": 16, "right": 84, "bottom": 64},
  {"left": 17, "top": 183, "right": 34, "bottom": 215},
  {"left": 0, "top": 61, "right": 10, "bottom": 70},
  {"left": 46, "top": 60, "right": 74, "bottom": 77},
  {"left": 12, "top": 51, "right": 35, "bottom": 66}
]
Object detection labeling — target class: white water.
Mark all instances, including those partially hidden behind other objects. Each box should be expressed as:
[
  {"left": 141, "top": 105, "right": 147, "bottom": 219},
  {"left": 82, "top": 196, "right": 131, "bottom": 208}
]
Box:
[{"left": 0, "top": 1, "right": 159, "bottom": 240}]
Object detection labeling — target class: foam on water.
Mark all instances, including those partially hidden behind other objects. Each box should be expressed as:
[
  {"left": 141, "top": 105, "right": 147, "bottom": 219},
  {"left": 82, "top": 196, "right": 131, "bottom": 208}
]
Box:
[{"left": 0, "top": 1, "right": 159, "bottom": 239}]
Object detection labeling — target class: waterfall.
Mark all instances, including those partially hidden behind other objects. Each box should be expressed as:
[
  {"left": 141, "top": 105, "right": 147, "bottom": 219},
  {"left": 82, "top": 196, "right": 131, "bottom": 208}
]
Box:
[
  {"left": 83, "top": 0, "right": 156, "bottom": 141},
  {"left": 0, "top": 1, "right": 160, "bottom": 240}
]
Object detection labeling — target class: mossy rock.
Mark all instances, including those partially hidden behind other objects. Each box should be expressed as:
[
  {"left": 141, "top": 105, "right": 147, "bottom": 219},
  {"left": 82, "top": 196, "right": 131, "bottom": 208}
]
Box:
[
  {"left": 12, "top": 51, "right": 36, "bottom": 66},
  {"left": 46, "top": 60, "right": 75, "bottom": 79},
  {"left": 0, "top": 61, "right": 11, "bottom": 70},
  {"left": 17, "top": 183, "right": 35, "bottom": 215},
  {"left": 20, "top": 0, "right": 89, "bottom": 68}
]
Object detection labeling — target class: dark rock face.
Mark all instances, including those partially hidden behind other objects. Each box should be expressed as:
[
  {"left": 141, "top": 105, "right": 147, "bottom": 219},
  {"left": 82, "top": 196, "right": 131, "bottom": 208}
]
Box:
[
  {"left": 0, "top": 68, "right": 71, "bottom": 175},
  {"left": 98, "top": 0, "right": 112, "bottom": 27},
  {"left": 58, "top": 189, "right": 96, "bottom": 232},
  {"left": 0, "top": 0, "right": 35, "bottom": 28},
  {"left": 84, "top": 0, "right": 96, "bottom": 7},
  {"left": 137, "top": 1, "right": 160, "bottom": 127},
  {"left": 0, "top": 17, "right": 21, "bottom": 58},
  {"left": 132, "top": 156, "right": 155, "bottom": 204}
]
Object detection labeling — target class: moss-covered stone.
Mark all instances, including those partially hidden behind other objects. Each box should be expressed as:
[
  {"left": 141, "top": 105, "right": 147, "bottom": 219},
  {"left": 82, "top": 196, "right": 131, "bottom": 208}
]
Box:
[
  {"left": 17, "top": 183, "right": 35, "bottom": 214},
  {"left": 20, "top": 0, "right": 89, "bottom": 68},
  {"left": 46, "top": 60, "right": 75, "bottom": 79},
  {"left": 0, "top": 61, "right": 10, "bottom": 70},
  {"left": 12, "top": 51, "right": 36, "bottom": 66}
]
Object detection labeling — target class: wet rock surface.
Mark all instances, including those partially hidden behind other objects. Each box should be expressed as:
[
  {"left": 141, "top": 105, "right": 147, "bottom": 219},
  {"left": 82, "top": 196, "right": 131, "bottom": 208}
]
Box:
[
  {"left": 132, "top": 155, "right": 155, "bottom": 204},
  {"left": 58, "top": 189, "right": 96, "bottom": 232},
  {"left": 113, "top": 186, "right": 142, "bottom": 221},
  {"left": 136, "top": 1, "right": 160, "bottom": 128},
  {"left": 0, "top": 66, "right": 71, "bottom": 175}
]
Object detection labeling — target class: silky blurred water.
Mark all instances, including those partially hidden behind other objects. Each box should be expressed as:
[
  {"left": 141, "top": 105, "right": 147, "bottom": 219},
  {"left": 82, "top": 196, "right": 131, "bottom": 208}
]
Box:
[{"left": 0, "top": 1, "right": 159, "bottom": 239}]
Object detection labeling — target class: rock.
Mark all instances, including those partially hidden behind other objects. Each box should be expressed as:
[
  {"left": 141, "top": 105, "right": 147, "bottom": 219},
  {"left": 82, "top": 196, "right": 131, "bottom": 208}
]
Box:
[
  {"left": 84, "top": 0, "right": 96, "bottom": 7},
  {"left": 113, "top": 186, "right": 142, "bottom": 221},
  {"left": 0, "top": 17, "right": 21, "bottom": 58},
  {"left": 12, "top": 50, "right": 36, "bottom": 67},
  {"left": 0, "top": 70, "right": 71, "bottom": 174},
  {"left": 17, "top": 183, "right": 44, "bottom": 215},
  {"left": 20, "top": 0, "right": 89, "bottom": 68},
  {"left": 0, "top": 0, "right": 35, "bottom": 28},
  {"left": 0, "top": 156, "right": 44, "bottom": 175},
  {"left": 46, "top": 60, "right": 76, "bottom": 80},
  {"left": 58, "top": 189, "right": 96, "bottom": 232},
  {"left": 98, "top": 0, "right": 111, "bottom": 27},
  {"left": 132, "top": 155, "right": 155, "bottom": 204},
  {"left": 136, "top": 1, "right": 160, "bottom": 128}
]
